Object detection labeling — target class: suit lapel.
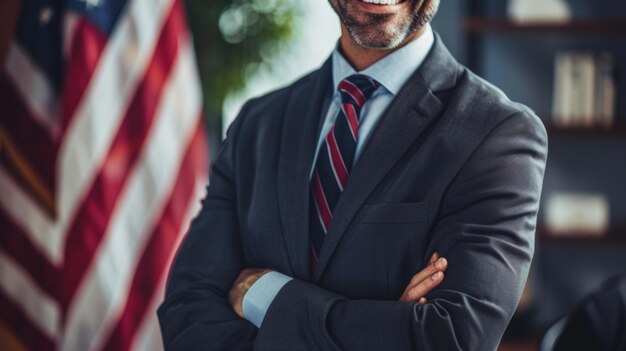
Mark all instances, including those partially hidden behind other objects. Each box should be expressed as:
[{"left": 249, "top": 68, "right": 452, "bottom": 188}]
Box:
[
  {"left": 277, "top": 58, "right": 332, "bottom": 281},
  {"left": 313, "top": 36, "right": 461, "bottom": 282}
]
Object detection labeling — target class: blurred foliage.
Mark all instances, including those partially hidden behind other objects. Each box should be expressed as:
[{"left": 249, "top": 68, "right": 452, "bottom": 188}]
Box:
[{"left": 184, "top": 0, "right": 299, "bottom": 123}]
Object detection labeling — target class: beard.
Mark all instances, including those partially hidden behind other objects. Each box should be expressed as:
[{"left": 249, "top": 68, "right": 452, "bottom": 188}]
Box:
[{"left": 329, "top": 0, "right": 440, "bottom": 49}]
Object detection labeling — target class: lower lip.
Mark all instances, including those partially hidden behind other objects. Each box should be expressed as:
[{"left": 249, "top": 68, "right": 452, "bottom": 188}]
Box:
[{"left": 354, "top": 0, "right": 407, "bottom": 14}]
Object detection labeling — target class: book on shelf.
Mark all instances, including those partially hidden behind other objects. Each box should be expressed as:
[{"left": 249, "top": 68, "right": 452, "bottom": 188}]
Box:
[
  {"left": 508, "top": 0, "right": 571, "bottom": 24},
  {"left": 552, "top": 51, "right": 616, "bottom": 128},
  {"left": 545, "top": 192, "right": 610, "bottom": 237},
  {"left": 596, "top": 53, "right": 616, "bottom": 127}
]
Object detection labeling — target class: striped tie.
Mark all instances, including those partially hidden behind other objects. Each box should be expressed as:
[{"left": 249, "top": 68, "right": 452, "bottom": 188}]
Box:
[{"left": 309, "top": 74, "right": 379, "bottom": 272}]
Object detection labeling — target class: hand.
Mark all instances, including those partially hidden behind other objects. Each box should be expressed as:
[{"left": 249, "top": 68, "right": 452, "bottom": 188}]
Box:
[
  {"left": 399, "top": 252, "right": 448, "bottom": 304},
  {"left": 229, "top": 268, "right": 272, "bottom": 319}
]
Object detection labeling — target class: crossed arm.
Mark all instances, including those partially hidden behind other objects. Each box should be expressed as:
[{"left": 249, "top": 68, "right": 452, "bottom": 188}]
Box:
[
  {"left": 228, "top": 252, "right": 448, "bottom": 322},
  {"left": 157, "top": 111, "right": 547, "bottom": 350}
]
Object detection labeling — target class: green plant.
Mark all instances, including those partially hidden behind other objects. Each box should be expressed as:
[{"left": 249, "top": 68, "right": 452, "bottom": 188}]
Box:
[{"left": 185, "top": 0, "right": 299, "bottom": 129}]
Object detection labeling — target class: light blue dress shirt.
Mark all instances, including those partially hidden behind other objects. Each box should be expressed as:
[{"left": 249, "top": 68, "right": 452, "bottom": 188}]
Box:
[{"left": 242, "top": 25, "right": 435, "bottom": 328}]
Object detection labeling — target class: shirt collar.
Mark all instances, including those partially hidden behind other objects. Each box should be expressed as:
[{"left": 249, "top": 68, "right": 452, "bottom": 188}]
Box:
[{"left": 331, "top": 24, "right": 434, "bottom": 96}]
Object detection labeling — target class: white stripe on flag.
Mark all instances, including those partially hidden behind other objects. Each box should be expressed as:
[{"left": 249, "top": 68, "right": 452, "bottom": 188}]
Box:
[
  {"left": 0, "top": 249, "right": 60, "bottom": 339},
  {"left": 128, "top": 262, "right": 170, "bottom": 351},
  {"left": 60, "top": 42, "right": 201, "bottom": 351},
  {"left": 0, "top": 0, "right": 175, "bottom": 265},
  {"left": 0, "top": 166, "right": 58, "bottom": 263},
  {"left": 130, "top": 315, "right": 164, "bottom": 351},
  {"left": 57, "top": 0, "right": 175, "bottom": 254},
  {"left": 129, "top": 179, "right": 204, "bottom": 351},
  {"left": 6, "top": 44, "right": 58, "bottom": 134},
  {"left": 62, "top": 13, "right": 80, "bottom": 59}
]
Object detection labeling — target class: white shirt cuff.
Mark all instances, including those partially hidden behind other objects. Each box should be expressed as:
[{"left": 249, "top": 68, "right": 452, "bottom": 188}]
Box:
[{"left": 242, "top": 271, "right": 293, "bottom": 327}]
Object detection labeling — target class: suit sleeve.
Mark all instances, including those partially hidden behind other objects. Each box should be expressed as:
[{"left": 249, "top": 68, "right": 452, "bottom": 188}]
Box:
[
  {"left": 157, "top": 105, "right": 256, "bottom": 350},
  {"left": 254, "top": 112, "right": 548, "bottom": 350}
]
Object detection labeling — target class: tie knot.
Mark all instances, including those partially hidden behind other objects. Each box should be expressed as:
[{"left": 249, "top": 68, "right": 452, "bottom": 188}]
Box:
[{"left": 338, "top": 74, "right": 379, "bottom": 108}]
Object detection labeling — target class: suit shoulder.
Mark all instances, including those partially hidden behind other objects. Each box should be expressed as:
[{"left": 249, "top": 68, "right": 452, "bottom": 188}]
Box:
[{"left": 453, "top": 68, "right": 546, "bottom": 140}]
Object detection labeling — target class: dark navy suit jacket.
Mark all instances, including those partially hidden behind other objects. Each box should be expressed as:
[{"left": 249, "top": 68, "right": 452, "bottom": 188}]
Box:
[{"left": 157, "top": 36, "right": 548, "bottom": 350}]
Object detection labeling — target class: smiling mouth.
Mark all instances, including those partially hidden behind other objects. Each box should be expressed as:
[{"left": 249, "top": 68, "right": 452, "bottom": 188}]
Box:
[{"left": 359, "top": 0, "right": 407, "bottom": 4}]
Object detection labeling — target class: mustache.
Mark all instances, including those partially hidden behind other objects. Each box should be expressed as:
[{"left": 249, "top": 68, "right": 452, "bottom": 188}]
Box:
[{"left": 334, "top": 0, "right": 440, "bottom": 25}]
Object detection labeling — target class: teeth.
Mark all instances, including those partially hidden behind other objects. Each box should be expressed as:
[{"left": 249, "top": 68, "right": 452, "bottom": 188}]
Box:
[{"left": 361, "top": 0, "right": 403, "bottom": 5}]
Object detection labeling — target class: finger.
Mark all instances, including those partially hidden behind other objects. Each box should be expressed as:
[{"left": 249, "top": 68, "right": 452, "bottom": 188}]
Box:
[
  {"left": 400, "top": 257, "right": 448, "bottom": 301},
  {"left": 405, "top": 271, "right": 444, "bottom": 301},
  {"left": 407, "top": 257, "right": 448, "bottom": 289},
  {"left": 418, "top": 297, "right": 427, "bottom": 305},
  {"left": 399, "top": 270, "right": 444, "bottom": 302},
  {"left": 429, "top": 252, "right": 439, "bottom": 265}
]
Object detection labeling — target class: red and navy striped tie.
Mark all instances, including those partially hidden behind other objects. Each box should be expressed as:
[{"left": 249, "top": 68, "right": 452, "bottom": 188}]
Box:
[{"left": 310, "top": 74, "right": 379, "bottom": 272}]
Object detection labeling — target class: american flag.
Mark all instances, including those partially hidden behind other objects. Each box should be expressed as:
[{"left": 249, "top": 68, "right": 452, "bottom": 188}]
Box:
[{"left": 0, "top": 0, "right": 208, "bottom": 349}]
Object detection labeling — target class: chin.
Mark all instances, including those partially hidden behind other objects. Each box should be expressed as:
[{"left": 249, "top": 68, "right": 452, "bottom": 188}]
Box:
[
  {"left": 348, "top": 24, "right": 410, "bottom": 50},
  {"left": 330, "top": 0, "right": 434, "bottom": 49}
]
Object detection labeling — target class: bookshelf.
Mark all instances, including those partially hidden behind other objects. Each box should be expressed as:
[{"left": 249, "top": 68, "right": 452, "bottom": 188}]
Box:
[
  {"left": 464, "top": 2, "right": 625, "bottom": 245},
  {"left": 537, "top": 224, "right": 626, "bottom": 245},
  {"left": 545, "top": 123, "right": 626, "bottom": 138},
  {"left": 455, "top": 2, "right": 626, "bottom": 344},
  {"left": 463, "top": 18, "right": 626, "bottom": 36}
]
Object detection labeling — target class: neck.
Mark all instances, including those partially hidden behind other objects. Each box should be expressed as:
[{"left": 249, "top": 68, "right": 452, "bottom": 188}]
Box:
[{"left": 339, "top": 25, "right": 427, "bottom": 71}]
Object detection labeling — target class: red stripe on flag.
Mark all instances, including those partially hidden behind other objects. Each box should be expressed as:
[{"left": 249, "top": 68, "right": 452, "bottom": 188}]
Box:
[
  {"left": 312, "top": 171, "right": 332, "bottom": 231},
  {"left": 57, "top": 19, "right": 107, "bottom": 137},
  {"left": 341, "top": 103, "right": 359, "bottom": 141},
  {"left": 338, "top": 80, "right": 366, "bottom": 107},
  {"left": 0, "top": 212, "right": 58, "bottom": 297},
  {"left": 58, "top": 19, "right": 107, "bottom": 136},
  {"left": 58, "top": 1, "right": 187, "bottom": 312},
  {"left": 325, "top": 129, "right": 349, "bottom": 188},
  {"left": 0, "top": 290, "right": 55, "bottom": 351},
  {"left": 101, "top": 122, "right": 207, "bottom": 351}
]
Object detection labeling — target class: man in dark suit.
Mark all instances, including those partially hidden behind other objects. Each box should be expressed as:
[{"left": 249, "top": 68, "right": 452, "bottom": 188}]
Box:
[{"left": 158, "top": 0, "right": 548, "bottom": 349}]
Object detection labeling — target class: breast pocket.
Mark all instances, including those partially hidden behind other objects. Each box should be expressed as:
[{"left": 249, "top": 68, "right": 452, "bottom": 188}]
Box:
[
  {"left": 354, "top": 201, "right": 428, "bottom": 224},
  {"left": 345, "top": 201, "right": 430, "bottom": 298}
]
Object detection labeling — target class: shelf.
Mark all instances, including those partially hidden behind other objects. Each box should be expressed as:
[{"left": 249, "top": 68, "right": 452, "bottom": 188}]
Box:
[
  {"left": 544, "top": 123, "right": 626, "bottom": 138},
  {"left": 537, "top": 224, "right": 626, "bottom": 245},
  {"left": 463, "top": 18, "right": 626, "bottom": 35}
]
